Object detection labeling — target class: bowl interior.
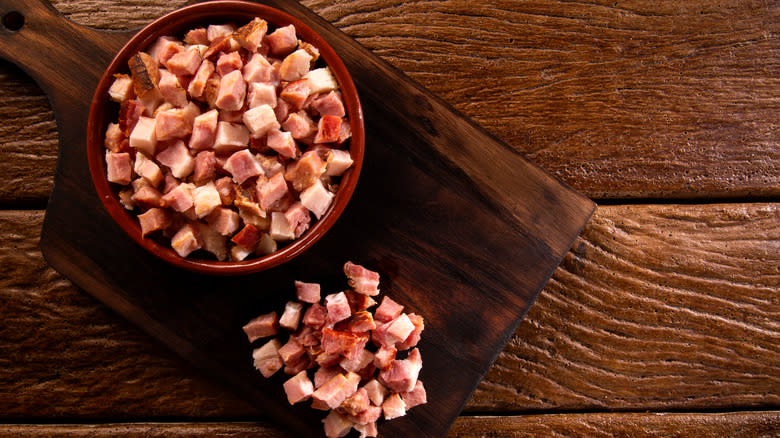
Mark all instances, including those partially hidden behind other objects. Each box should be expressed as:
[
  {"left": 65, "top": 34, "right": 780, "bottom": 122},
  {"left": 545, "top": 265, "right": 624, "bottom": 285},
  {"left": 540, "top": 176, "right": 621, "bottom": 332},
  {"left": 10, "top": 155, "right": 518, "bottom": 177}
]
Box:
[{"left": 87, "top": 0, "right": 364, "bottom": 275}]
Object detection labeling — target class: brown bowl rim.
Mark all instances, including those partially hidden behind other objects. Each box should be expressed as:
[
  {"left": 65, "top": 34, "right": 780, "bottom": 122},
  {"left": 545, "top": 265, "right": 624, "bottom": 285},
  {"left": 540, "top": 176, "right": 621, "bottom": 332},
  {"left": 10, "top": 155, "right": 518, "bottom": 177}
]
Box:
[{"left": 87, "top": 0, "right": 364, "bottom": 275}]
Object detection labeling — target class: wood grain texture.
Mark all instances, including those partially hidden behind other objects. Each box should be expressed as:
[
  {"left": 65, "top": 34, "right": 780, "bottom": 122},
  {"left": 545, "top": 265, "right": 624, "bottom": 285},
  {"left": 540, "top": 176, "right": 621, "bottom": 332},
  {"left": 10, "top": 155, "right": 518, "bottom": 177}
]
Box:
[
  {"left": 1, "top": 0, "right": 778, "bottom": 204},
  {"left": 1, "top": 204, "right": 776, "bottom": 419},
  {"left": 0, "top": 411, "right": 778, "bottom": 437}
]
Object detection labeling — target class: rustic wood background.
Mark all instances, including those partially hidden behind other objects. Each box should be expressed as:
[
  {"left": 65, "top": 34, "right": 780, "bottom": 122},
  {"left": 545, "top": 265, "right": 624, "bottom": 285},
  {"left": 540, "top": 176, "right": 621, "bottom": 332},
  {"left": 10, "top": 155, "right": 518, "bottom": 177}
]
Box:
[{"left": 0, "top": 0, "right": 778, "bottom": 436}]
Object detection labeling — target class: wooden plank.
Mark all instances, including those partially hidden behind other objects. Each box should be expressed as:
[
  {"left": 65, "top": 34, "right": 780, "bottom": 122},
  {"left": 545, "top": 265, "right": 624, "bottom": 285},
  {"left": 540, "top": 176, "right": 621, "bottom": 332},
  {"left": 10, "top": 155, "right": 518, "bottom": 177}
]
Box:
[
  {"left": 1, "top": 204, "right": 776, "bottom": 418},
  {"left": 1, "top": 0, "right": 779, "bottom": 203},
  {"left": 0, "top": 411, "right": 778, "bottom": 437}
]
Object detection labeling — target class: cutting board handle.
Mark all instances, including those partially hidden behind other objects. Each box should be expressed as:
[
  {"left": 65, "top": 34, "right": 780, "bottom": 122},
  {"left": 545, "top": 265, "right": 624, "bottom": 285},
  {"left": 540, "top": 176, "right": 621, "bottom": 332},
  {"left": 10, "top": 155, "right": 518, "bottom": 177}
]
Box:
[{"left": 0, "top": 0, "right": 132, "bottom": 111}]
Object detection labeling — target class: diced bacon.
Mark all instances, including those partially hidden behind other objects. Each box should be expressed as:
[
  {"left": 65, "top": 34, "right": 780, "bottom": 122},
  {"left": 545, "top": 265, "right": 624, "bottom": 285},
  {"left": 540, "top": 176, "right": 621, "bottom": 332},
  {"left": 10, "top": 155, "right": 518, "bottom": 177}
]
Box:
[
  {"left": 243, "top": 104, "right": 280, "bottom": 138},
  {"left": 197, "top": 222, "right": 228, "bottom": 261},
  {"left": 118, "top": 189, "right": 135, "bottom": 210},
  {"left": 215, "top": 70, "right": 246, "bottom": 111},
  {"left": 242, "top": 53, "right": 274, "bottom": 83},
  {"left": 257, "top": 171, "right": 289, "bottom": 210},
  {"left": 161, "top": 182, "right": 194, "bottom": 212},
  {"left": 325, "top": 149, "right": 353, "bottom": 176},
  {"left": 150, "top": 36, "right": 184, "bottom": 67},
  {"left": 187, "top": 59, "right": 214, "bottom": 98},
  {"left": 340, "top": 348, "right": 374, "bottom": 374},
  {"left": 170, "top": 222, "right": 202, "bottom": 257},
  {"left": 322, "top": 410, "right": 352, "bottom": 438},
  {"left": 339, "top": 387, "right": 370, "bottom": 416},
  {"left": 213, "top": 121, "right": 250, "bottom": 153},
  {"left": 280, "top": 49, "right": 313, "bottom": 81},
  {"left": 278, "top": 337, "right": 306, "bottom": 365},
  {"left": 325, "top": 292, "right": 352, "bottom": 324},
  {"left": 344, "top": 262, "right": 381, "bottom": 297},
  {"left": 300, "top": 180, "right": 334, "bottom": 219},
  {"left": 373, "top": 345, "right": 396, "bottom": 370},
  {"left": 203, "top": 35, "right": 235, "bottom": 60},
  {"left": 311, "top": 91, "right": 345, "bottom": 117},
  {"left": 363, "top": 379, "right": 388, "bottom": 407},
  {"left": 215, "top": 176, "right": 236, "bottom": 205},
  {"left": 266, "top": 24, "right": 298, "bottom": 56},
  {"left": 381, "top": 393, "right": 407, "bottom": 420},
  {"left": 284, "top": 202, "right": 311, "bottom": 238},
  {"left": 298, "top": 40, "right": 320, "bottom": 62},
  {"left": 207, "top": 23, "right": 236, "bottom": 42},
  {"left": 266, "top": 128, "right": 298, "bottom": 159},
  {"left": 401, "top": 380, "right": 427, "bottom": 409},
  {"left": 303, "top": 302, "right": 328, "bottom": 329},
  {"left": 192, "top": 150, "right": 216, "bottom": 185},
  {"left": 336, "top": 311, "right": 376, "bottom": 333},
  {"left": 379, "top": 348, "right": 422, "bottom": 393},
  {"left": 344, "top": 290, "right": 377, "bottom": 313},
  {"left": 292, "top": 325, "right": 320, "bottom": 347},
  {"left": 105, "top": 151, "right": 132, "bottom": 185},
  {"left": 246, "top": 82, "right": 277, "bottom": 108},
  {"left": 284, "top": 150, "right": 326, "bottom": 191},
  {"left": 219, "top": 109, "right": 245, "bottom": 123},
  {"left": 184, "top": 27, "right": 209, "bottom": 45},
  {"left": 283, "top": 370, "right": 314, "bottom": 404},
  {"left": 119, "top": 99, "right": 145, "bottom": 135},
  {"left": 234, "top": 17, "right": 267, "bottom": 53},
  {"left": 321, "top": 328, "right": 369, "bottom": 361},
  {"left": 128, "top": 52, "right": 160, "bottom": 99},
  {"left": 386, "top": 313, "right": 415, "bottom": 346},
  {"left": 279, "top": 300, "right": 304, "bottom": 331},
  {"left": 223, "top": 149, "right": 263, "bottom": 184},
  {"left": 284, "top": 354, "right": 313, "bottom": 376},
  {"left": 257, "top": 155, "right": 284, "bottom": 177},
  {"left": 206, "top": 207, "right": 240, "bottom": 236},
  {"left": 304, "top": 67, "right": 339, "bottom": 95},
  {"left": 137, "top": 87, "right": 164, "bottom": 116},
  {"left": 231, "top": 223, "right": 262, "bottom": 249},
  {"left": 189, "top": 109, "right": 219, "bottom": 151},
  {"left": 269, "top": 211, "right": 294, "bottom": 241},
  {"left": 132, "top": 177, "right": 151, "bottom": 192},
  {"left": 353, "top": 419, "right": 378, "bottom": 437},
  {"left": 337, "top": 120, "right": 352, "bottom": 145},
  {"left": 274, "top": 99, "right": 291, "bottom": 125},
  {"left": 156, "top": 139, "right": 195, "bottom": 178},
  {"left": 282, "top": 111, "right": 316, "bottom": 140},
  {"left": 294, "top": 280, "right": 320, "bottom": 304},
  {"left": 397, "top": 313, "right": 424, "bottom": 350},
  {"left": 280, "top": 80, "right": 311, "bottom": 110},
  {"left": 253, "top": 338, "right": 283, "bottom": 378},
  {"left": 374, "top": 296, "right": 403, "bottom": 323},
  {"left": 314, "top": 366, "right": 341, "bottom": 389},
  {"left": 216, "top": 51, "right": 243, "bottom": 76},
  {"left": 137, "top": 207, "right": 172, "bottom": 236},
  {"left": 256, "top": 233, "right": 277, "bottom": 255},
  {"left": 162, "top": 172, "right": 179, "bottom": 194},
  {"left": 313, "top": 372, "right": 361, "bottom": 410},
  {"left": 158, "top": 69, "right": 187, "bottom": 107},
  {"left": 192, "top": 181, "right": 221, "bottom": 218},
  {"left": 314, "top": 115, "right": 342, "bottom": 144},
  {"left": 133, "top": 152, "right": 163, "bottom": 187},
  {"left": 133, "top": 186, "right": 166, "bottom": 208},
  {"left": 154, "top": 108, "right": 191, "bottom": 141},
  {"left": 129, "top": 116, "right": 158, "bottom": 156},
  {"left": 230, "top": 244, "right": 253, "bottom": 261},
  {"left": 315, "top": 351, "right": 343, "bottom": 369},
  {"left": 108, "top": 74, "right": 134, "bottom": 102}
]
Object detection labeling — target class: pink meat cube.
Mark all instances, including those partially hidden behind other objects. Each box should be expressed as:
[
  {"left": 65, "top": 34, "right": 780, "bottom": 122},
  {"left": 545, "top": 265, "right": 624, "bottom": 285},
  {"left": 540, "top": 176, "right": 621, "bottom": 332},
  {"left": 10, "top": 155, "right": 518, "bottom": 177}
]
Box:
[
  {"left": 373, "top": 345, "right": 396, "bottom": 370},
  {"left": 215, "top": 176, "right": 236, "bottom": 205},
  {"left": 104, "top": 122, "right": 125, "bottom": 152},
  {"left": 274, "top": 99, "right": 291, "bottom": 125},
  {"left": 247, "top": 82, "right": 277, "bottom": 108},
  {"left": 363, "top": 379, "right": 388, "bottom": 407},
  {"left": 401, "top": 380, "right": 427, "bottom": 409},
  {"left": 151, "top": 36, "right": 184, "bottom": 67},
  {"left": 216, "top": 51, "right": 243, "bottom": 76},
  {"left": 265, "top": 24, "right": 298, "bottom": 56},
  {"left": 353, "top": 415, "right": 379, "bottom": 435},
  {"left": 231, "top": 223, "right": 262, "bottom": 248},
  {"left": 184, "top": 27, "right": 209, "bottom": 45},
  {"left": 223, "top": 149, "right": 263, "bottom": 184},
  {"left": 386, "top": 313, "right": 415, "bottom": 345},
  {"left": 170, "top": 223, "right": 202, "bottom": 257},
  {"left": 129, "top": 116, "right": 157, "bottom": 156},
  {"left": 344, "top": 262, "right": 381, "bottom": 297},
  {"left": 397, "top": 313, "right": 425, "bottom": 350},
  {"left": 314, "top": 366, "right": 341, "bottom": 389},
  {"left": 314, "top": 115, "right": 342, "bottom": 144},
  {"left": 325, "top": 292, "right": 352, "bottom": 324},
  {"left": 161, "top": 182, "right": 194, "bottom": 212},
  {"left": 188, "top": 109, "right": 219, "bottom": 151},
  {"left": 284, "top": 202, "right": 311, "bottom": 238},
  {"left": 278, "top": 337, "right": 305, "bottom": 366},
  {"left": 311, "top": 91, "right": 345, "bottom": 117},
  {"left": 280, "top": 49, "right": 313, "bottom": 81},
  {"left": 108, "top": 75, "right": 134, "bottom": 103},
  {"left": 284, "top": 150, "right": 326, "bottom": 192},
  {"left": 283, "top": 370, "right": 314, "bottom": 405},
  {"left": 213, "top": 121, "right": 250, "bottom": 153},
  {"left": 192, "top": 181, "right": 222, "bottom": 218},
  {"left": 188, "top": 59, "right": 214, "bottom": 99},
  {"left": 234, "top": 17, "right": 267, "bottom": 53},
  {"left": 312, "top": 371, "right": 361, "bottom": 410},
  {"left": 321, "top": 328, "right": 369, "bottom": 362},
  {"left": 242, "top": 311, "right": 279, "bottom": 342},
  {"left": 215, "top": 69, "right": 246, "bottom": 111},
  {"left": 280, "top": 80, "right": 311, "bottom": 110},
  {"left": 166, "top": 46, "right": 202, "bottom": 76},
  {"left": 242, "top": 53, "right": 274, "bottom": 83},
  {"left": 340, "top": 311, "right": 376, "bottom": 333},
  {"left": 137, "top": 207, "right": 172, "bottom": 236},
  {"left": 156, "top": 139, "right": 194, "bottom": 178},
  {"left": 340, "top": 348, "right": 374, "bottom": 373},
  {"left": 374, "top": 296, "right": 403, "bottom": 323},
  {"left": 337, "top": 119, "right": 352, "bottom": 145},
  {"left": 243, "top": 104, "right": 280, "bottom": 138},
  {"left": 133, "top": 153, "right": 163, "bottom": 187},
  {"left": 291, "top": 324, "right": 320, "bottom": 347},
  {"left": 192, "top": 150, "right": 216, "bottom": 185},
  {"left": 294, "top": 280, "right": 320, "bottom": 304},
  {"left": 207, "top": 23, "right": 236, "bottom": 42},
  {"left": 378, "top": 348, "right": 422, "bottom": 393},
  {"left": 302, "top": 302, "right": 327, "bottom": 329},
  {"left": 279, "top": 300, "right": 304, "bottom": 331},
  {"left": 381, "top": 392, "right": 407, "bottom": 420},
  {"left": 266, "top": 128, "right": 298, "bottom": 159},
  {"left": 340, "top": 387, "right": 370, "bottom": 416},
  {"left": 257, "top": 171, "right": 289, "bottom": 210},
  {"left": 325, "top": 149, "right": 354, "bottom": 177},
  {"left": 105, "top": 151, "right": 132, "bottom": 185},
  {"left": 299, "top": 180, "right": 334, "bottom": 219},
  {"left": 206, "top": 207, "right": 240, "bottom": 236},
  {"left": 154, "top": 108, "right": 192, "bottom": 142},
  {"left": 252, "top": 338, "right": 283, "bottom": 378},
  {"left": 158, "top": 69, "right": 187, "bottom": 107},
  {"left": 322, "top": 410, "right": 352, "bottom": 438}
]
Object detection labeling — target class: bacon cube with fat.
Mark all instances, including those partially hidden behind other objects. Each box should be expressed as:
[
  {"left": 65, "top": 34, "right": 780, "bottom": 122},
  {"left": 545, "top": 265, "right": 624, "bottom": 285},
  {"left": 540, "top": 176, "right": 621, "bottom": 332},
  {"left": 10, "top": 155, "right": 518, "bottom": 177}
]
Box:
[
  {"left": 265, "top": 24, "right": 298, "bottom": 56},
  {"left": 242, "top": 311, "right": 279, "bottom": 342},
  {"left": 188, "top": 109, "right": 219, "bottom": 151},
  {"left": 266, "top": 129, "right": 298, "bottom": 159},
  {"left": 223, "top": 149, "right": 263, "bottom": 184},
  {"left": 325, "top": 292, "right": 352, "bottom": 324},
  {"left": 231, "top": 223, "right": 262, "bottom": 249},
  {"left": 381, "top": 392, "right": 406, "bottom": 420},
  {"left": 299, "top": 179, "right": 334, "bottom": 219},
  {"left": 314, "top": 115, "right": 342, "bottom": 144},
  {"left": 192, "top": 181, "right": 221, "bottom": 218},
  {"left": 321, "top": 328, "right": 369, "bottom": 362},
  {"left": 105, "top": 151, "right": 132, "bottom": 185},
  {"left": 311, "top": 91, "right": 345, "bottom": 117},
  {"left": 215, "top": 69, "right": 246, "bottom": 111},
  {"left": 325, "top": 149, "right": 354, "bottom": 177},
  {"left": 280, "top": 49, "right": 313, "bottom": 81},
  {"left": 170, "top": 223, "right": 202, "bottom": 257},
  {"left": 243, "top": 104, "right": 280, "bottom": 138},
  {"left": 161, "top": 182, "right": 194, "bottom": 212},
  {"left": 129, "top": 116, "right": 158, "bottom": 156},
  {"left": 192, "top": 150, "right": 216, "bottom": 185},
  {"left": 216, "top": 51, "right": 243, "bottom": 76},
  {"left": 400, "top": 380, "right": 427, "bottom": 409},
  {"left": 213, "top": 121, "right": 250, "bottom": 153},
  {"left": 304, "top": 67, "right": 339, "bottom": 95},
  {"left": 279, "top": 300, "right": 304, "bottom": 331},
  {"left": 322, "top": 410, "right": 352, "bottom": 438},
  {"left": 247, "top": 82, "right": 277, "bottom": 109},
  {"left": 344, "top": 262, "right": 381, "bottom": 297},
  {"left": 187, "top": 58, "right": 214, "bottom": 99},
  {"left": 156, "top": 139, "right": 194, "bottom": 178},
  {"left": 158, "top": 69, "right": 187, "bottom": 107},
  {"left": 252, "top": 338, "right": 283, "bottom": 378},
  {"left": 206, "top": 207, "right": 240, "bottom": 236},
  {"left": 108, "top": 74, "right": 134, "bottom": 102},
  {"left": 312, "top": 372, "right": 361, "bottom": 410},
  {"left": 137, "top": 208, "right": 172, "bottom": 236},
  {"left": 284, "top": 150, "right": 326, "bottom": 191},
  {"left": 295, "top": 280, "right": 321, "bottom": 304},
  {"left": 242, "top": 53, "right": 274, "bottom": 83},
  {"left": 257, "top": 171, "right": 289, "bottom": 210},
  {"left": 303, "top": 302, "right": 328, "bottom": 329},
  {"left": 284, "top": 202, "right": 311, "bottom": 238},
  {"left": 378, "top": 348, "right": 422, "bottom": 393},
  {"left": 362, "top": 379, "right": 388, "bottom": 407},
  {"left": 133, "top": 152, "right": 163, "bottom": 187},
  {"left": 283, "top": 370, "right": 314, "bottom": 405},
  {"left": 278, "top": 337, "right": 306, "bottom": 365},
  {"left": 234, "top": 17, "right": 267, "bottom": 53}
]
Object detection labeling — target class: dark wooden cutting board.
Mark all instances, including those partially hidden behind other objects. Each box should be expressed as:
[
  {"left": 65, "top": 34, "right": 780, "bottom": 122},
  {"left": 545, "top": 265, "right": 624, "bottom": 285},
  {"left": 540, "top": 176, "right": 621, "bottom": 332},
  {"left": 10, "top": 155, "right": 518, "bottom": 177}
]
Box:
[{"left": 0, "top": 0, "right": 595, "bottom": 436}]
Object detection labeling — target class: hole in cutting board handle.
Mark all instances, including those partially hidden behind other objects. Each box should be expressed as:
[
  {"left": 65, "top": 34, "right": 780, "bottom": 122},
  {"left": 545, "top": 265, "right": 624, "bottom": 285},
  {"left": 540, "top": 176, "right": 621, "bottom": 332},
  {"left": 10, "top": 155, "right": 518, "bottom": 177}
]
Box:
[{"left": 2, "top": 10, "right": 24, "bottom": 31}]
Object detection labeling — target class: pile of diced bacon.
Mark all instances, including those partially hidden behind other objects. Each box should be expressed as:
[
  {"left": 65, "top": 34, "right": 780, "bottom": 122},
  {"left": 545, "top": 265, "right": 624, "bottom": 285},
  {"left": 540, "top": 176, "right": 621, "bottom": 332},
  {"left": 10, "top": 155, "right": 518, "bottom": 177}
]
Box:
[
  {"left": 103, "top": 17, "right": 354, "bottom": 261},
  {"left": 243, "top": 262, "right": 426, "bottom": 438}
]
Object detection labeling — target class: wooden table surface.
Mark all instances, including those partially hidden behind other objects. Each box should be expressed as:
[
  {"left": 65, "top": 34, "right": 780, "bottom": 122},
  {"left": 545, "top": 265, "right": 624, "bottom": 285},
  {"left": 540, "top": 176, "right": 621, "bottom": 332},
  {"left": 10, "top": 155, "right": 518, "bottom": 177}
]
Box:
[{"left": 1, "top": 0, "right": 778, "bottom": 436}]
